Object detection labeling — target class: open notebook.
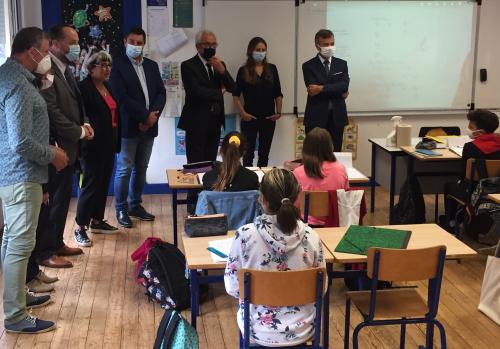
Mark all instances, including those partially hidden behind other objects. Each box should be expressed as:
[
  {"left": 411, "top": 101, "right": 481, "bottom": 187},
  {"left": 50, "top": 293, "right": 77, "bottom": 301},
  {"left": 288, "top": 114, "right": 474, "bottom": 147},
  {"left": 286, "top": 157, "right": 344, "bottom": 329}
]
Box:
[{"left": 334, "top": 152, "right": 368, "bottom": 181}]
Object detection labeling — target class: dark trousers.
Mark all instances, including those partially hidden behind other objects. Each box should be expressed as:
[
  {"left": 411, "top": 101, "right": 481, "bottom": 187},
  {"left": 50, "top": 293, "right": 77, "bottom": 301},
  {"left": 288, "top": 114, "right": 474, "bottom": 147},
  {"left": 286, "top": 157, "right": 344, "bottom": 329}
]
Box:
[
  {"left": 43, "top": 164, "right": 75, "bottom": 255},
  {"left": 76, "top": 152, "right": 115, "bottom": 226},
  {"left": 26, "top": 202, "right": 50, "bottom": 282},
  {"left": 185, "top": 119, "right": 221, "bottom": 163},
  {"left": 241, "top": 118, "right": 276, "bottom": 167},
  {"left": 306, "top": 111, "right": 344, "bottom": 152}
]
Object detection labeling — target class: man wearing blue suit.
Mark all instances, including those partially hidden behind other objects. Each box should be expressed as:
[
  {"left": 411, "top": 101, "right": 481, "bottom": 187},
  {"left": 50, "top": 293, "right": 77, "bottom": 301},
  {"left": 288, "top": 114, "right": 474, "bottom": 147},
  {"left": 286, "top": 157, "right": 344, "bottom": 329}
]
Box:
[
  {"left": 110, "top": 27, "right": 166, "bottom": 228},
  {"left": 302, "top": 29, "right": 349, "bottom": 151}
]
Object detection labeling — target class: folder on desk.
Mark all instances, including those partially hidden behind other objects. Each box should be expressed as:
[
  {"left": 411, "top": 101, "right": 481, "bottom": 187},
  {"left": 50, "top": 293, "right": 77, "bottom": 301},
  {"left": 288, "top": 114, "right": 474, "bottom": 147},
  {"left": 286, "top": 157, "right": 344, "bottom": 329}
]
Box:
[
  {"left": 415, "top": 149, "right": 442, "bottom": 157},
  {"left": 335, "top": 226, "right": 412, "bottom": 255}
]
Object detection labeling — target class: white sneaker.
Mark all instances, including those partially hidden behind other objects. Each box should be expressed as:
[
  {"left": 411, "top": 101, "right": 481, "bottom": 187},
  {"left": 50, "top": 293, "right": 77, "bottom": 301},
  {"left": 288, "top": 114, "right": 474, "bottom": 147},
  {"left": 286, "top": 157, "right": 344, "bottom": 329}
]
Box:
[
  {"left": 35, "top": 270, "right": 59, "bottom": 284},
  {"left": 26, "top": 279, "right": 54, "bottom": 293}
]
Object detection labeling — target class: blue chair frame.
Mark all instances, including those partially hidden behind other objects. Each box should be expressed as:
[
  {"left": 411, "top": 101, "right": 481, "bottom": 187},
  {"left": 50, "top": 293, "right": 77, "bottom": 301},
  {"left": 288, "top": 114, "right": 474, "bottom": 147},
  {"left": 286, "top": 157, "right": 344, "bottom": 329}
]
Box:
[
  {"left": 344, "top": 247, "right": 447, "bottom": 349},
  {"left": 240, "top": 270, "right": 326, "bottom": 349}
]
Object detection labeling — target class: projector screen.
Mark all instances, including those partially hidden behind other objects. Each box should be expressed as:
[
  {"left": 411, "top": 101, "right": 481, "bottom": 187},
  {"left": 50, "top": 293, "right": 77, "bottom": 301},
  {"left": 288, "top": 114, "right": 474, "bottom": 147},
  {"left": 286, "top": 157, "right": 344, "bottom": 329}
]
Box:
[{"left": 297, "top": 0, "right": 476, "bottom": 113}]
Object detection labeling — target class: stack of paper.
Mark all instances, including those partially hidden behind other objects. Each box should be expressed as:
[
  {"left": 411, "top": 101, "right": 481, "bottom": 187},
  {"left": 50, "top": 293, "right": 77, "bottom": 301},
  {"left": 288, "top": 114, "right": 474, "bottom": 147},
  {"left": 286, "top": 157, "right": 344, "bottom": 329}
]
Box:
[
  {"left": 334, "top": 152, "right": 368, "bottom": 181},
  {"left": 208, "top": 237, "right": 234, "bottom": 262}
]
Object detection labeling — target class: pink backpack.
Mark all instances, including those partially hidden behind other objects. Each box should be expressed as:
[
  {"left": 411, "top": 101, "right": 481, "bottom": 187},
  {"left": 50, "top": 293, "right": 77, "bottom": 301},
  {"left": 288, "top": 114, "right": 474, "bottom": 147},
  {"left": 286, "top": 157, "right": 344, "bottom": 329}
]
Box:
[{"left": 131, "top": 237, "right": 165, "bottom": 280}]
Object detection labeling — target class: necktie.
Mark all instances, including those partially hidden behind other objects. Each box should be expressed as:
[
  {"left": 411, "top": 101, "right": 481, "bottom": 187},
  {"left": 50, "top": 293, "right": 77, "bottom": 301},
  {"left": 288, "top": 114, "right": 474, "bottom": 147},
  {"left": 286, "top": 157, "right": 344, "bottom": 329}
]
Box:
[
  {"left": 64, "top": 68, "right": 78, "bottom": 95},
  {"left": 324, "top": 59, "right": 330, "bottom": 76},
  {"left": 206, "top": 63, "right": 214, "bottom": 81}
]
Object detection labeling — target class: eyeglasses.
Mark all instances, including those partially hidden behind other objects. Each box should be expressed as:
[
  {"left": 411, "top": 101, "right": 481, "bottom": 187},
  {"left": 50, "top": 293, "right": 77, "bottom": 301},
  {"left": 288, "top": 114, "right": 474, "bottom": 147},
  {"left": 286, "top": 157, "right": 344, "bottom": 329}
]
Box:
[
  {"left": 199, "top": 42, "right": 218, "bottom": 49},
  {"left": 96, "top": 63, "right": 112, "bottom": 69}
]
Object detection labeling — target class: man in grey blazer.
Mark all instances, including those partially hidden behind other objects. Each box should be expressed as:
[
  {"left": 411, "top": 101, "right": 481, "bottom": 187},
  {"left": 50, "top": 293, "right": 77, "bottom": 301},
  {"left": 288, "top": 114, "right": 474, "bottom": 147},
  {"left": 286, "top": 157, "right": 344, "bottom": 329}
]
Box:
[{"left": 37, "top": 25, "right": 95, "bottom": 268}]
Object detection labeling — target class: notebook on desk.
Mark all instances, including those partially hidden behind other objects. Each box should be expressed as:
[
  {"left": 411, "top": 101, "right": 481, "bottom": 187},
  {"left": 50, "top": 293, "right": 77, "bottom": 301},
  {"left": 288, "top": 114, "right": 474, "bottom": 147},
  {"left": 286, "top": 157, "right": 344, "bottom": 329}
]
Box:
[{"left": 335, "top": 225, "right": 412, "bottom": 255}]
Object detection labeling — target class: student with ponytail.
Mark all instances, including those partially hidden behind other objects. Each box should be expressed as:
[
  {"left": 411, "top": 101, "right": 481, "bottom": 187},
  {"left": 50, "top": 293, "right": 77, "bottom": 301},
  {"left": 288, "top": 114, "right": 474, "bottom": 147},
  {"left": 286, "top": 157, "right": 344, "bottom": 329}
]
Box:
[
  {"left": 224, "top": 168, "right": 325, "bottom": 347},
  {"left": 202, "top": 131, "right": 259, "bottom": 192}
]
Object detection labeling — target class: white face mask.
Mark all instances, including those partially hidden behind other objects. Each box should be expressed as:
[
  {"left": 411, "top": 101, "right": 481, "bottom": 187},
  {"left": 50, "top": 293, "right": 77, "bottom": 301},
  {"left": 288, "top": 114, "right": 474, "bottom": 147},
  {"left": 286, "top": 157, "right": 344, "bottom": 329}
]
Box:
[
  {"left": 319, "top": 45, "right": 336, "bottom": 59},
  {"left": 40, "top": 73, "right": 54, "bottom": 90},
  {"left": 33, "top": 50, "right": 52, "bottom": 75},
  {"left": 466, "top": 128, "right": 482, "bottom": 139}
]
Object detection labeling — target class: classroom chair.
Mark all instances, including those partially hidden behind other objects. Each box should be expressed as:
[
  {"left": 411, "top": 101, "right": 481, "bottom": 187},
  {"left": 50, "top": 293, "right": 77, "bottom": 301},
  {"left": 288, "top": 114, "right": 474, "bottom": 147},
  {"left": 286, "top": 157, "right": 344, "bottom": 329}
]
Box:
[
  {"left": 447, "top": 159, "right": 500, "bottom": 236},
  {"left": 238, "top": 268, "right": 327, "bottom": 349},
  {"left": 344, "top": 246, "right": 447, "bottom": 349},
  {"left": 418, "top": 127, "right": 461, "bottom": 138},
  {"left": 195, "top": 190, "right": 261, "bottom": 230}
]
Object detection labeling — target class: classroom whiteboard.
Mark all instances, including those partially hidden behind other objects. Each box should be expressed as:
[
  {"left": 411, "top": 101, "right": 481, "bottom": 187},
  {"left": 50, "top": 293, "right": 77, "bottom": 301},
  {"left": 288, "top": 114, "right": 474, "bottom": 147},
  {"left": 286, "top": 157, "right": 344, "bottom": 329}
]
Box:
[
  {"left": 205, "top": 0, "right": 296, "bottom": 114},
  {"left": 297, "top": 0, "right": 477, "bottom": 113}
]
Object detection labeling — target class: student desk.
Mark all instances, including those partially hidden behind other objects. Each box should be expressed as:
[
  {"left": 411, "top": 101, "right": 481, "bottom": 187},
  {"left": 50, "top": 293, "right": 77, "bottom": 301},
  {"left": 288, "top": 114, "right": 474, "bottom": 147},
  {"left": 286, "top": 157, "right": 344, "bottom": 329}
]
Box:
[
  {"left": 487, "top": 193, "right": 500, "bottom": 204},
  {"left": 167, "top": 168, "right": 370, "bottom": 246},
  {"left": 181, "top": 231, "right": 335, "bottom": 347},
  {"left": 369, "top": 138, "right": 462, "bottom": 223},
  {"left": 316, "top": 223, "right": 477, "bottom": 264}
]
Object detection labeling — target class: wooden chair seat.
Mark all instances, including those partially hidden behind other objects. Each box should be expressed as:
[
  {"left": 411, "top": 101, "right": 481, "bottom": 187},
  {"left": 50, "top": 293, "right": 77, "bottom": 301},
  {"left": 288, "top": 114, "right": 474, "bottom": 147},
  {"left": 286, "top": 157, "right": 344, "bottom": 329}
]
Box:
[{"left": 346, "top": 288, "right": 428, "bottom": 319}]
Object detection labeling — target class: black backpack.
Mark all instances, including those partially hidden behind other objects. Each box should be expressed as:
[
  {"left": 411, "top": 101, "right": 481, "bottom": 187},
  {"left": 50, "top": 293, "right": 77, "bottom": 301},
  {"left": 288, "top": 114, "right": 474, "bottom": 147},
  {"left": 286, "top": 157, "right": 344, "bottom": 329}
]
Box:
[
  {"left": 138, "top": 242, "right": 190, "bottom": 310},
  {"left": 391, "top": 175, "right": 426, "bottom": 225}
]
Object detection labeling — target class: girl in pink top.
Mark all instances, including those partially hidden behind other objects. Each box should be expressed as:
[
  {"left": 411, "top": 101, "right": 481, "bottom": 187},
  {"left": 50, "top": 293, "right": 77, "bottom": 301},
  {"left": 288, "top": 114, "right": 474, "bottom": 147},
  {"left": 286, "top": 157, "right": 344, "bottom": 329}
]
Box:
[{"left": 293, "top": 127, "right": 349, "bottom": 225}]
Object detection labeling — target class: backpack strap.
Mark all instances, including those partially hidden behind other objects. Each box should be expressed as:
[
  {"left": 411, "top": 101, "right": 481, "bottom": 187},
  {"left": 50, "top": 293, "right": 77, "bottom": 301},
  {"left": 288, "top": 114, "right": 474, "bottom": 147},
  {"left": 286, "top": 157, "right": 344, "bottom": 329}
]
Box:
[
  {"left": 475, "top": 159, "right": 489, "bottom": 179},
  {"left": 153, "top": 310, "right": 177, "bottom": 349}
]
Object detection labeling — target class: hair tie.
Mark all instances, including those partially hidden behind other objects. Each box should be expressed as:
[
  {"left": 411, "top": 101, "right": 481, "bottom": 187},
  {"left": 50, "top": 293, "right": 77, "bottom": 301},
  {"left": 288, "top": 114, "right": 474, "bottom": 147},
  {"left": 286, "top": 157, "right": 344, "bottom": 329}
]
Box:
[
  {"left": 229, "top": 135, "right": 241, "bottom": 146},
  {"left": 281, "top": 198, "right": 290, "bottom": 204}
]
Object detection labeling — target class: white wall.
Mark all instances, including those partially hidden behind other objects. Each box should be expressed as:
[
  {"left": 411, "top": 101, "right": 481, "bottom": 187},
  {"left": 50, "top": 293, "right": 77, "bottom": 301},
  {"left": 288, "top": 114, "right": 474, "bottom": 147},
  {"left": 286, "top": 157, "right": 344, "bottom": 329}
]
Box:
[{"left": 24, "top": 1, "right": 500, "bottom": 183}]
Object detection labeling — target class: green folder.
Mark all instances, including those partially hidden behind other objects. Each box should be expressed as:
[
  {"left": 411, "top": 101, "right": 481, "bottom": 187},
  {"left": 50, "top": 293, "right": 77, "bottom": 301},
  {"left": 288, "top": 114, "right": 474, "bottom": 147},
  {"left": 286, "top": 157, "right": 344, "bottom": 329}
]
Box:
[{"left": 334, "top": 226, "right": 412, "bottom": 255}]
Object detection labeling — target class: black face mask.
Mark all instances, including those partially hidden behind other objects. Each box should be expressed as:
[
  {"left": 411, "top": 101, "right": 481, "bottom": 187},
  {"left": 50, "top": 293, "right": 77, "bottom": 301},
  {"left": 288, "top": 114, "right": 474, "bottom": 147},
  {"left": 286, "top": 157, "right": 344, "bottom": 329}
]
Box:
[{"left": 202, "top": 47, "right": 216, "bottom": 60}]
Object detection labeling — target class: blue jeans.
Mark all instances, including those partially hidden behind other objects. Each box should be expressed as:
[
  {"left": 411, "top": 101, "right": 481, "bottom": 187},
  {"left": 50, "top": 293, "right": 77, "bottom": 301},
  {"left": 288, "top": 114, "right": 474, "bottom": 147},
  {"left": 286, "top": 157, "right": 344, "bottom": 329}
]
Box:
[
  {"left": 114, "top": 134, "right": 155, "bottom": 212},
  {"left": 0, "top": 182, "right": 42, "bottom": 324}
]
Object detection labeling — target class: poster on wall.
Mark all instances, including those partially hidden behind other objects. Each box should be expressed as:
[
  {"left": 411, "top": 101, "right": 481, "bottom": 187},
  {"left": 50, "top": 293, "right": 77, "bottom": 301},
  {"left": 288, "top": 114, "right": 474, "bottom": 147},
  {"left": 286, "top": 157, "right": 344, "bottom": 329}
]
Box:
[
  {"left": 173, "top": 0, "right": 193, "bottom": 28},
  {"left": 62, "top": 0, "right": 123, "bottom": 79},
  {"left": 161, "top": 61, "right": 183, "bottom": 117},
  {"left": 174, "top": 115, "right": 238, "bottom": 156}
]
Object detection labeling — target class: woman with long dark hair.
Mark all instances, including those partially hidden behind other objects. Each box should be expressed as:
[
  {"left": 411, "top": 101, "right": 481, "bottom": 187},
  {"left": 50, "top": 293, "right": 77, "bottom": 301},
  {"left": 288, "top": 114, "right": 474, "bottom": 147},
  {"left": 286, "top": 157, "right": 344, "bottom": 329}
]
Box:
[{"left": 233, "top": 37, "right": 283, "bottom": 167}]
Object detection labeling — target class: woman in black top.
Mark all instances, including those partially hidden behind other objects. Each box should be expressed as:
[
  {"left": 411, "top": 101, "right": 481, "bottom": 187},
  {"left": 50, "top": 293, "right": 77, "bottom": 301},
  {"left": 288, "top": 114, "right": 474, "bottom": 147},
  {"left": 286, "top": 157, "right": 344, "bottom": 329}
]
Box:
[
  {"left": 233, "top": 37, "right": 283, "bottom": 167},
  {"left": 203, "top": 132, "right": 259, "bottom": 191}
]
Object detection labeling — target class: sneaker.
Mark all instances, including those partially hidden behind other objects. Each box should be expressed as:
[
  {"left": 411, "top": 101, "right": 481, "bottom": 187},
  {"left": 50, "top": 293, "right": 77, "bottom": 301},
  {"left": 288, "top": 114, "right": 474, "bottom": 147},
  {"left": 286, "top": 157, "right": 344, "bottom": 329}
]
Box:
[
  {"left": 5, "top": 314, "right": 55, "bottom": 334},
  {"left": 90, "top": 220, "right": 119, "bottom": 234},
  {"left": 35, "top": 270, "right": 59, "bottom": 284},
  {"left": 26, "top": 279, "right": 54, "bottom": 293},
  {"left": 26, "top": 289, "right": 51, "bottom": 309},
  {"left": 128, "top": 205, "right": 155, "bottom": 221},
  {"left": 74, "top": 227, "right": 92, "bottom": 247}
]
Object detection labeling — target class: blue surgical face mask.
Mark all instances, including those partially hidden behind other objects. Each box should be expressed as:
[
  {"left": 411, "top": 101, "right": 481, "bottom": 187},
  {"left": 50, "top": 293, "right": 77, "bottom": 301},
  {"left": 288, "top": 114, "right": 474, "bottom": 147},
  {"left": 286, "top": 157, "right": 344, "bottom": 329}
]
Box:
[
  {"left": 126, "top": 44, "right": 143, "bottom": 59},
  {"left": 65, "top": 45, "right": 81, "bottom": 63},
  {"left": 252, "top": 51, "right": 266, "bottom": 62}
]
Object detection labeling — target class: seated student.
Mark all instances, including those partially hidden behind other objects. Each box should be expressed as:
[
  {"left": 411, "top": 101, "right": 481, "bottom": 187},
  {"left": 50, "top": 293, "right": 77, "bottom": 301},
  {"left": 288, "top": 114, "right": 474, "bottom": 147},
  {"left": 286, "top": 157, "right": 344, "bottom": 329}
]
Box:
[
  {"left": 202, "top": 132, "right": 259, "bottom": 191},
  {"left": 293, "top": 127, "right": 349, "bottom": 225},
  {"left": 444, "top": 109, "right": 500, "bottom": 226},
  {"left": 224, "top": 168, "right": 326, "bottom": 347}
]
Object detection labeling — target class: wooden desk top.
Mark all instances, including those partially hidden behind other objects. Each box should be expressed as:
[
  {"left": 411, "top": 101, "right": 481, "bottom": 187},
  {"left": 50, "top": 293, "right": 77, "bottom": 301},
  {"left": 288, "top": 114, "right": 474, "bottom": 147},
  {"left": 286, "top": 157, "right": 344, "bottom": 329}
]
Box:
[
  {"left": 166, "top": 169, "right": 202, "bottom": 189},
  {"left": 487, "top": 194, "right": 500, "bottom": 204},
  {"left": 182, "top": 230, "right": 335, "bottom": 270},
  {"left": 317, "top": 223, "right": 477, "bottom": 263},
  {"left": 400, "top": 146, "right": 461, "bottom": 161}
]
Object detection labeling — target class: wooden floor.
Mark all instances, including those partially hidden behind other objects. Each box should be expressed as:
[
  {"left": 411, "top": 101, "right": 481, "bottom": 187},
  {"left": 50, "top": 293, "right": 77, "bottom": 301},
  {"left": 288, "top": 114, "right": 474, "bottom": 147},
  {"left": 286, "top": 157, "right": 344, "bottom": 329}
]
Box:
[{"left": 0, "top": 189, "right": 498, "bottom": 349}]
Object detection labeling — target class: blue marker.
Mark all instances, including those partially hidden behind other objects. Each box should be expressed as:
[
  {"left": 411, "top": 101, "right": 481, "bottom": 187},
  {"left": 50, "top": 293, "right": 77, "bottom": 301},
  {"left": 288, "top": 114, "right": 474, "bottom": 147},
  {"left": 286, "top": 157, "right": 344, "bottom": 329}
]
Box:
[{"left": 207, "top": 247, "right": 228, "bottom": 258}]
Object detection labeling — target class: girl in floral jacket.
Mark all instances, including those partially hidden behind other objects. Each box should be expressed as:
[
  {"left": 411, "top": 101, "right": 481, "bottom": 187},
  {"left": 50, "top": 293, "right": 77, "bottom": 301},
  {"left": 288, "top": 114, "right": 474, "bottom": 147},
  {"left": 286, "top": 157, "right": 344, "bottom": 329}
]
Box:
[{"left": 224, "top": 168, "right": 326, "bottom": 347}]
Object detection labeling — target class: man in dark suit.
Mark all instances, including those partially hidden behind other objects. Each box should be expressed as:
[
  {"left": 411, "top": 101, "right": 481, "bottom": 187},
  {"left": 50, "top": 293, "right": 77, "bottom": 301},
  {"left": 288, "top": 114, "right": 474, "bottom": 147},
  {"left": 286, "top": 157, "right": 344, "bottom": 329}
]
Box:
[
  {"left": 110, "top": 27, "right": 166, "bottom": 228},
  {"left": 302, "top": 29, "right": 350, "bottom": 151},
  {"left": 37, "top": 25, "right": 94, "bottom": 268},
  {"left": 178, "top": 30, "right": 236, "bottom": 163}
]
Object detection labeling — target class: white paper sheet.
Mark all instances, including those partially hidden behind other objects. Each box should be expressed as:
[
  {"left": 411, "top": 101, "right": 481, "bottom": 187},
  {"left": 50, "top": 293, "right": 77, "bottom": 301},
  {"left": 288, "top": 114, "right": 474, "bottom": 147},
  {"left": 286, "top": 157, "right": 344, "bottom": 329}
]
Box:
[
  {"left": 450, "top": 147, "right": 464, "bottom": 157},
  {"left": 254, "top": 170, "right": 265, "bottom": 183},
  {"left": 147, "top": 7, "right": 169, "bottom": 37},
  {"left": 208, "top": 237, "right": 234, "bottom": 262},
  {"left": 447, "top": 136, "right": 471, "bottom": 148},
  {"left": 156, "top": 29, "right": 188, "bottom": 57},
  {"left": 346, "top": 167, "right": 368, "bottom": 181},
  {"left": 197, "top": 173, "right": 205, "bottom": 184},
  {"left": 333, "top": 152, "right": 353, "bottom": 168}
]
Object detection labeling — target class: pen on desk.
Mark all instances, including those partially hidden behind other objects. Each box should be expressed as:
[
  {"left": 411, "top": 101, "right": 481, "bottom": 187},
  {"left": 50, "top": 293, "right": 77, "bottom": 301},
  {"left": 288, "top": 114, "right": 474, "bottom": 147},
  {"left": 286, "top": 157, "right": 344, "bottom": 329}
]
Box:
[{"left": 207, "top": 247, "right": 228, "bottom": 258}]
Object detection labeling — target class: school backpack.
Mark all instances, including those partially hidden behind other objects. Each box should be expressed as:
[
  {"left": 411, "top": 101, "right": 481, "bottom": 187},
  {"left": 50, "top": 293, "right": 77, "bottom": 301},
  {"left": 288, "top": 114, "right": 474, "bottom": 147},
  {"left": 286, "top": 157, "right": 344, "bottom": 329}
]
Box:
[
  {"left": 390, "top": 174, "right": 426, "bottom": 224},
  {"left": 153, "top": 309, "right": 199, "bottom": 349},
  {"left": 138, "top": 241, "right": 190, "bottom": 310}
]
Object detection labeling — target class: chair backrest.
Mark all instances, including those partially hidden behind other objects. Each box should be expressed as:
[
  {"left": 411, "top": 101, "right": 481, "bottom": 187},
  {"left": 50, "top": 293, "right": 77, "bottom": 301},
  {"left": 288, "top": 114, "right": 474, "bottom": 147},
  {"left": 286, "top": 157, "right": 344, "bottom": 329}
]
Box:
[
  {"left": 195, "top": 190, "right": 261, "bottom": 230},
  {"left": 298, "top": 191, "right": 329, "bottom": 223},
  {"left": 465, "top": 159, "right": 500, "bottom": 181},
  {"left": 238, "top": 268, "right": 326, "bottom": 306},
  {"left": 366, "top": 246, "right": 447, "bottom": 282},
  {"left": 418, "top": 126, "right": 461, "bottom": 137}
]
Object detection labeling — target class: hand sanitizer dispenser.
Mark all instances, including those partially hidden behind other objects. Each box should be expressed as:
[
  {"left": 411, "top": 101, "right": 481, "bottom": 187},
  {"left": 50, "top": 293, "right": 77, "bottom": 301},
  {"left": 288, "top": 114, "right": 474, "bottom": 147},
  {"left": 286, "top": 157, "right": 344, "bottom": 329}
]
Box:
[{"left": 386, "top": 116, "right": 402, "bottom": 147}]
